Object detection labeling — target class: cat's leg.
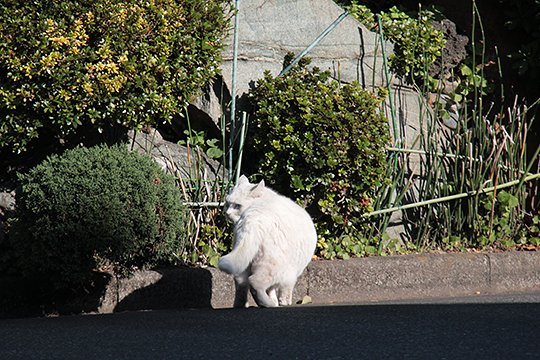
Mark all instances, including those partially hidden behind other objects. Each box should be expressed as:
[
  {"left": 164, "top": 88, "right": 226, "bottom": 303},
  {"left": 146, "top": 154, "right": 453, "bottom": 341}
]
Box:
[
  {"left": 267, "top": 287, "right": 279, "bottom": 306},
  {"left": 277, "top": 273, "right": 297, "bottom": 306},
  {"left": 277, "top": 285, "right": 294, "bottom": 306},
  {"left": 248, "top": 273, "right": 279, "bottom": 308},
  {"left": 233, "top": 273, "right": 250, "bottom": 308}
]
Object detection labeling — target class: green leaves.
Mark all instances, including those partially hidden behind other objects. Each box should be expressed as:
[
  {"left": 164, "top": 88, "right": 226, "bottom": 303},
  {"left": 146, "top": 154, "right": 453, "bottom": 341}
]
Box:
[
  {"left": 497, "top": 190, "right": 520, "bottom": 209},
  {"left": 247, "top": 55, "right": 390, "bottom": 259},
  {"left": 12, "top": 144, "right": 187, "bottom": 289},
  {"left": 0, "top": 0, "right": 231, "bottom": 152},
  {"left": 450, "top": 64, "right": 489, "bottom": 103},
  {"left": 178, "top": 129, "right": 224, "bottom": 160},
  {"left": 349, "top": 5, "right": 446, "bottom": 85},
  {"left": 205, "top": 139, "right": 224, "bottom": 159}
]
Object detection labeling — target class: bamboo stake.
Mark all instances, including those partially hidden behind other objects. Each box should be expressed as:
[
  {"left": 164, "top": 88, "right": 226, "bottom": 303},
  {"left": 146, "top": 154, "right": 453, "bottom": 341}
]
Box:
[
  {"left": 235, "top": 112, "right": 248, "bottom": 184},
  {"left": 279, "top": 10, "right": 349, "bottom": 77},
  {"left": 182, "top": 201, "right": 224, "bottom": 208},
  {"left": 363, "top": 173, "right": 540, "bottom": 218},
  {"left": 386, "top": 146, "right": 533, "bottom": 176},
  {"left": 229, "top": 0, "right": 241, "bottom": 181}
]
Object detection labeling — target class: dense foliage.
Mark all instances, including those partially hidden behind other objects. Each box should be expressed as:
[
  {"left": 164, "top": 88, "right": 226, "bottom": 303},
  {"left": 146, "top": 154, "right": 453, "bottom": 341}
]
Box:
[
  {"left": 348, "top": 4, "right": 446, "bottom": 84},
  {"left": 334, "top": 0, "right": 399, "bottom": 13},
  {"left": 0, "top": 0, "right": 231, "bottom": 152},
  {"left": 11, "top": 145, "right": 187, "bottom": 289},
  {"left": 247, "top": 55, "right": 390, "bottom": 259}
]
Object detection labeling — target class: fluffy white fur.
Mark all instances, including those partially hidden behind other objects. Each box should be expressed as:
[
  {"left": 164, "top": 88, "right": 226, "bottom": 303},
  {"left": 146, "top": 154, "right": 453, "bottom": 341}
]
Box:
[{"left": 218, "top": 175, "right": 317, "bottom": 308}]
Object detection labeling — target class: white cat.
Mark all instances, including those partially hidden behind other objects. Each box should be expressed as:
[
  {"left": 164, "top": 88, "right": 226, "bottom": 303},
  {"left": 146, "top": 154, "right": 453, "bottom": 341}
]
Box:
[{"left": 218, "top": 175, "right": 317, "bottom": 308}]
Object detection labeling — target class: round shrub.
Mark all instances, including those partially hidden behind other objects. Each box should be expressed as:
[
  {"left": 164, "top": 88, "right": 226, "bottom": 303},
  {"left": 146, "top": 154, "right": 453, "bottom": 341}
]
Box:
[
  {"left": 12, "top": 144, "right": 187, "bottom": 288},
  {"left": 247, "top": 55, "right": 390, "bottom": 259},
  {"left": 0, "top": 0, "right": 231, "bottom": 152}
]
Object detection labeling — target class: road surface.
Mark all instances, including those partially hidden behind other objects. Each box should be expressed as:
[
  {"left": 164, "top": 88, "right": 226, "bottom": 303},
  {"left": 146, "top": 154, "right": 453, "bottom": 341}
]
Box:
[{"left": 1, "top": 293, "right": 539, "bottom": 359}]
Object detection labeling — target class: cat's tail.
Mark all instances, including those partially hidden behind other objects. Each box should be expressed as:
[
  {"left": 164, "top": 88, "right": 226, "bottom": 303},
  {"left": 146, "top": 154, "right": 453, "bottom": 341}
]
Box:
[{"left": 218, "top": 218, "right": 262, "bottom": 276}]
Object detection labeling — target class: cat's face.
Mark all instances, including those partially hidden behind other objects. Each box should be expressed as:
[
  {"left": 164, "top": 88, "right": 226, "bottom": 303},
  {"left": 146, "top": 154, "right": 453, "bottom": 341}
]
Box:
[{"left": 224, "top": 175, "right": 265, "bottom": 223}]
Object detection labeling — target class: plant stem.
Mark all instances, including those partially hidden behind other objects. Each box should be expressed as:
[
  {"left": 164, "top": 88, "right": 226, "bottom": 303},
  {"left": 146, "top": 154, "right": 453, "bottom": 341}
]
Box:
[{"left": 364, "top": 173, "right": 540, "bottom": 218}]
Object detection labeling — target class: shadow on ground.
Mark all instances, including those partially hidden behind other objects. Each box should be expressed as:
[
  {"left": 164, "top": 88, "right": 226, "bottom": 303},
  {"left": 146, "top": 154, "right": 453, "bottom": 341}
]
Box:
[
  {"left": 0, "top": 267, "right": 215, "bottom": 319},
  {"left": 115, "top": 267, "right": 213, "bottom": 312}
]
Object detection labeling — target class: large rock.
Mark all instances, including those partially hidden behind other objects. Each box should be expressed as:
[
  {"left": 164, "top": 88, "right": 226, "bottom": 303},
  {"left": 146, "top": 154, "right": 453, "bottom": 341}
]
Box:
[
  {"left": 128, "top": 129, "right": 226, "bottom": 185},
  {"left": 430, "top": 19, "right": 468, "bottom": 78},
  {"left": 190, "top": 0, "right": 395, "bottom": 130},
  {"left": 221, "top": 0, "right": 391, "bottom": 94}
]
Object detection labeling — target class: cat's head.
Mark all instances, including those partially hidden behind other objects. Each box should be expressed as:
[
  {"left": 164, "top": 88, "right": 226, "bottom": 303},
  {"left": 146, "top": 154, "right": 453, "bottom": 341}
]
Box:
[{"left": 224, "top": 175, "right": 266, "bottom": 223}]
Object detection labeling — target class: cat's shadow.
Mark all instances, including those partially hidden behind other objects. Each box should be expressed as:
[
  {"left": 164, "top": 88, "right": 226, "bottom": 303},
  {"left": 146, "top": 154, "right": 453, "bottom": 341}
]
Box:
[
  {"left": 115, "top": 267, "right": 213, "bottom": 312},
  {"left": 0, "top": 267, "right": 215, "bottom": 318}
]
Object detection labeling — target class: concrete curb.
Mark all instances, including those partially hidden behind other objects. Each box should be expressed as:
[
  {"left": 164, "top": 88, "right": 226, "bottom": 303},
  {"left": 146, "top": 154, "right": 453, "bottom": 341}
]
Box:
[
  {"left": 99, "top": 251, "right": 540, "bottom": 311},
  {"left": 1, "top": 251, "right": 539, "bottom": 317},
  {"left": 298, "top": 251, "right": 540, "bottom": 305}
]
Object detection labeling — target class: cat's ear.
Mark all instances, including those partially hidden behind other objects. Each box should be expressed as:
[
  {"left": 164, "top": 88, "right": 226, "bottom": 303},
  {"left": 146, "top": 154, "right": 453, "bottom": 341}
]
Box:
[
  {"left": 250, "top": 180, "right": 265, "bottom": 198},
  {"left": 238, "top": 175, "right": 249, "bottom": 185}
]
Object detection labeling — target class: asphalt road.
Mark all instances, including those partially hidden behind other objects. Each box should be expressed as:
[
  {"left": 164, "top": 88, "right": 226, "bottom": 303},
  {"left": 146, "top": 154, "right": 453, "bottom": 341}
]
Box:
[{"left": 1, "top": 296, "right": 539, "bottom": 359}]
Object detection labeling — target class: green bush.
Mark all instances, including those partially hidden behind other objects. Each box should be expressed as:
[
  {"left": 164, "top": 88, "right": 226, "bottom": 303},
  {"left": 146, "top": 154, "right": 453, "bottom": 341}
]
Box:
[
  {"left": 0, "top": 0, "right": 231, "bottom": 152},
  {"left": 247, "top": 55, "right": 390, "bottom": 259},
  {"left": 334, "top": 0, "right": 399, "bottom": 13},
  {"left": 11, "top": 144, "right": 187, "bottom": 288},
  {"left": 348, "top": 4, "right": 446, "bottom": 85}
]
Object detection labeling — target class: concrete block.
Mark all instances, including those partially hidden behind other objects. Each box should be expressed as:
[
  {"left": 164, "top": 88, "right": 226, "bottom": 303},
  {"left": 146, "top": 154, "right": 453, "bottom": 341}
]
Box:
[
  {"left": 306, "top": 253, "right": 490, "bottom": 304},
  {"left": 488, "top": 252, "right": 540, "bottom": 292}
]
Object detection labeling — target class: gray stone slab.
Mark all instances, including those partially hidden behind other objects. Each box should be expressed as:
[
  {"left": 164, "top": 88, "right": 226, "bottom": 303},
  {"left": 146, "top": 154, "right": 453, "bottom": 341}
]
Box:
[
  {"left": 306, "top": 253, "right": 491, "bottom": 304},
  {"left": 99, "top": 267, "right": 214, "bottom": 313},
  {"left": 95, "top": 252, "right": 539, "bottom": 311},
  {"left": 489, "top": 251, "right": 540, "bottom": 292},
  {"left": 221, "top": 0, "right": 391, "bottom": 98}
]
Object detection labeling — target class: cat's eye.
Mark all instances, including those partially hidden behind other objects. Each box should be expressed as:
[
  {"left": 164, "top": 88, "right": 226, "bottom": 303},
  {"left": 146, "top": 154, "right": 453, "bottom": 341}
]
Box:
[{"left": 225, "top": 201, "right": 241, "bottom": 210}]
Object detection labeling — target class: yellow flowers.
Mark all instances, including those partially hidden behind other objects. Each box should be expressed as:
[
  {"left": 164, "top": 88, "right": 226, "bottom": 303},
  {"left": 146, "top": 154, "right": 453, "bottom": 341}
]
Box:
[
  {"left": 70, "top": 19, "right": 89, "bottom": 51},
  {"left": 100, "top": 74, "right": 127, "bottom": 93}
]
